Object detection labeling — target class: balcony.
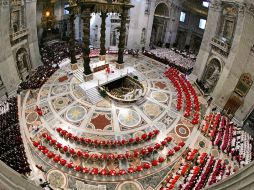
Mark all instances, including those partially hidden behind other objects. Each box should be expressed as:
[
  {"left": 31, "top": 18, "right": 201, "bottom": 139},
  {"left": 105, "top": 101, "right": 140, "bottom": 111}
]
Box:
[
  {"left": 211, "top": 37, "right": 231, "bottom": 56},
  {"left": 10, "top": 27, "right": 28, "bottom": 42}
]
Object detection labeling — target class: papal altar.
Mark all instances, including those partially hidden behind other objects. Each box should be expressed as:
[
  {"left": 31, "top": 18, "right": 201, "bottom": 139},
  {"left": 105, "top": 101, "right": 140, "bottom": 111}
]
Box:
[{"left": 79, "top": 61, "right": 136, "bottom": 91}]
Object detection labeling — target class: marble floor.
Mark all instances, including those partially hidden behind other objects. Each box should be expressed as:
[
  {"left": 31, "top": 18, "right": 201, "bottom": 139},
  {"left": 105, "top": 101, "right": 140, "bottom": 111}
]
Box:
[{"left": 19, "top": 55, "right": 238, "bottom": 190}]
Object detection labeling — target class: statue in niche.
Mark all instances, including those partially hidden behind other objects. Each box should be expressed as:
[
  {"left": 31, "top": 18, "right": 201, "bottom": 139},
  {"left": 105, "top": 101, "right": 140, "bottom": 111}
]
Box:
[
  {"left": 16, "top": 50, "right": 29, "bottom": 81},
  {"left": 141, "top": 28, "right": 146, "bottom": 44},
  {"left": 111, "top": 27, "right": 120, "bottom": 46},
  {"left": 204, "top": 65, "right": 220, "bottom": 92}
]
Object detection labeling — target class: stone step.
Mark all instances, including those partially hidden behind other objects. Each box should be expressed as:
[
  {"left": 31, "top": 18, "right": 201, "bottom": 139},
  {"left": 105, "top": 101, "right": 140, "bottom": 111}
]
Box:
[
  {"left": 73, "top": 68, "right": 84, "bottom": 82},
  {"left": 135, "top": 97, "right": 146, "bottom": 106},
  {"left": 85, "top": 87, "right": 103, "bottom": 105}
]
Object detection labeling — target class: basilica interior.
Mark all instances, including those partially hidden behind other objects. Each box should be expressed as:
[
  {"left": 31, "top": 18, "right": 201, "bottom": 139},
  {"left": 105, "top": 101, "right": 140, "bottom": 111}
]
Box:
[{"left": 0, "top": 0, "right": 254, "bottom": 190}]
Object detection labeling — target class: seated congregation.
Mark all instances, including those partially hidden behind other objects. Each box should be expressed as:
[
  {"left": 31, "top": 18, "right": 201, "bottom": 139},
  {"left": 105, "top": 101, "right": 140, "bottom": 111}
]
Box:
[{"left": 0, "top": 97, "right": 31, "bottom": 175}]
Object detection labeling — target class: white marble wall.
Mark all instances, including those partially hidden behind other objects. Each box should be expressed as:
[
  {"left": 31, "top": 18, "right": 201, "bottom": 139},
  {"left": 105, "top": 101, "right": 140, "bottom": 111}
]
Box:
[
  {"left": 193, "top": 0, "right": 254, "bottom": 121},
  {"left": 0, "top": 1, "right": 21, "bottom": 94}
]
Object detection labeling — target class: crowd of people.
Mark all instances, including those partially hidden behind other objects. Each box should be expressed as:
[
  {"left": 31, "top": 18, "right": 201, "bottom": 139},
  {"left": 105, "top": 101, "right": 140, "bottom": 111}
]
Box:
[
  {"left": 211, "top": 116, "right": 254, "bottom": 166},
  {"left": 143, "top": 48, "right": 196, "bottom": 74},
  {"left": 200, "top": 111, "right": 254, "bottom": 167},
  {"left": 18, "top": 64, "right": 58, "bottom": 90},
  {"left": 160, "top": 149, "right": 235, "bottom": 190},
  {"left": 40, "top": 40, "right": 82, "bottom": 66},
  {"left": 0, "top": 97, "right": 31, "bottom": 175}
]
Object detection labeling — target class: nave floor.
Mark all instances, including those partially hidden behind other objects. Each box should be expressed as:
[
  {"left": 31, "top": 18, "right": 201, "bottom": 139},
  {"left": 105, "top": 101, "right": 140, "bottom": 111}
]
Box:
[{"left": 19, "top": 55, "right": 239, "bottom": 190}]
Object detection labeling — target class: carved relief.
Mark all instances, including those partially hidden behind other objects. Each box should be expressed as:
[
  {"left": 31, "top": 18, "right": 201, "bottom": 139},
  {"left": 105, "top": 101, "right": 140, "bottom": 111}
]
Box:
[
  {"left": 223, "top": 6, "right": 238, "bottom": 16},
  {"left": 234, "top": 73, "right": 253, "bottom": 97},
  {"left": 209, "top": 0, "right": 221, "bottom": 10},
  {"left": 9, "top": 0, "right": 27, "bottom": 44}
]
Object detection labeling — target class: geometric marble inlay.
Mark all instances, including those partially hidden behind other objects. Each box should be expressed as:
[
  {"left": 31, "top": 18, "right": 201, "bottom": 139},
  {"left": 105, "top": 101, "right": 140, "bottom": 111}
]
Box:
[
  {"left": 118, "top": 109, "right": 141, "bottom": 128},
  {"left": 175, "top": 124, "right": 190, "bottom": 138},
  {"left": 151, "top": 91, "right": 168, "bottom": 103},
  {"left": 154, "top": 81, "right": 167, "bottom": 89},
  {"left": 66, "top": 106, "right": 87, "bottom": 122},
  {"left": 47, "top": 170, "right": 67, "bottom": 189},
  {"left": 90, "top": 114, "right": 111, "bottom": 130}
]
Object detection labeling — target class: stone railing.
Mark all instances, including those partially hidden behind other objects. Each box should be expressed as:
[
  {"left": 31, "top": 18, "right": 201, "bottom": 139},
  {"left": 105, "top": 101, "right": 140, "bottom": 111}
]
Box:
[
  {"left": 10, "top": 27, "right": 28, "bottom": 41},
  {"left": 0, "top": 160, "right": 42, "bottom": 190},
  {"left": 211, "top": 37, "right": 231, "bottom": 56},
  {"left": 204, "top": 160, "right": 254, "bottom": 190}
]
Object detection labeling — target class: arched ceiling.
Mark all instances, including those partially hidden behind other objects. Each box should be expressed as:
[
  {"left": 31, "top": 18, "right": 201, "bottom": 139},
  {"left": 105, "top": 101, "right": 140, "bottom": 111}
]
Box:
[{"left": 154, "top": 3, "right": 170, "bottom": 17}]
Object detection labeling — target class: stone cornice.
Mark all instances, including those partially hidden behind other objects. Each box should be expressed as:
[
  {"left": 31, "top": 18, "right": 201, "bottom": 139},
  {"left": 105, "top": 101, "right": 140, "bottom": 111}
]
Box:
[{"left": 0, "top": 0, "right": 9, "bottom": 6}]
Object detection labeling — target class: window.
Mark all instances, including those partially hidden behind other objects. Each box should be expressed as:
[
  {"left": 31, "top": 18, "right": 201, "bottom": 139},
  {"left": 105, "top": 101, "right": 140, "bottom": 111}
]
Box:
[
  {"left": 202, "top": 1, "right": 210, "bottom": 8},
  {"left": 180, "top": 12, "right": 186, "bottom": 22},
  {"left": 199, "top": 19, "right": 207, "bottom": 29},
  {"left": 64, "top": 3, "right": 69, "bottom": 15}
]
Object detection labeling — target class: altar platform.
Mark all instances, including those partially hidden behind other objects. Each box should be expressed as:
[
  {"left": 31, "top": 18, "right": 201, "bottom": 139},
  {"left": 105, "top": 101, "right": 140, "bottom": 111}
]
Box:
[{"left": 78, "top": 65, "right": 136, "bottom": 91}]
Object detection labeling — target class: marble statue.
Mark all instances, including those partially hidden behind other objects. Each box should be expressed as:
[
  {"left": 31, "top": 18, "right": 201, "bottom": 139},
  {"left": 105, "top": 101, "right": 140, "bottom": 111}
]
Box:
[
  {"left": 204, "top": 65, "right": 220, "bottom": 91},
  {"left": 17, "top": 52, "right": 29, "bottom": 81}
]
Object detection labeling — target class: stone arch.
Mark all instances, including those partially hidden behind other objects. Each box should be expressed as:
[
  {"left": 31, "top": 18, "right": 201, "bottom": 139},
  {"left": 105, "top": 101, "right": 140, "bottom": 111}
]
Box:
[
  {"left": 150, "top": 2, "right": 171, "bottom": 47},
  {"left": 201, "top": 57, "right": 223, "bottom": 93},
  {"left": 16, "top": 48, "right": 31, "bottom": 81},
  {"left": 154, "top": 2, "right": 170, "bottom": 17}
]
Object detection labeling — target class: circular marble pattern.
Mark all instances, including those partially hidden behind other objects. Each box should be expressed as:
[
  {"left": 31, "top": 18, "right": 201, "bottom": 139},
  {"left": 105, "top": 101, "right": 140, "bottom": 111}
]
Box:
[
  {"left": 211, "top": 149, "right": 219, "bottom": 158},
  {"left": 175, "top": 125, "right": 190, "bottom": 138},
  {"left": 118, "top": 109, "right": 141, "bottom": 128},
  {"left": 52, "top": 97, "right": 70, "bottom": 110},
  {"left": 40, "top": 88, "right": 50, "bottom": 98},
  {"left": 224, "top": 159, "right": 229, "bottom": 165},
  {"left": 199, "top": 141, "right": 206, "bottom": 148},
  {"left": 66, "top": 106, "right": 87, "bottom": 122},
  {"left": 47, "top": 170, "right": 67, "bottom": 189},
  {"left": 151, "top": 91, "right": 168, "bottom": 103},
  {"left": 26, "top": 112, "right": 38, "bottom": 124},
  {"left": 118, "top": 181, "right": 143, "bottom": 190},
  {"left": 52, "top": 85, "right": 68, "bottom": 95}
]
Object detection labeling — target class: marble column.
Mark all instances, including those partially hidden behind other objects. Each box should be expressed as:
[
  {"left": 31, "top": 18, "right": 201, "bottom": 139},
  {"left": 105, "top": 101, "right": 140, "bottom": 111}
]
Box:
[
  {"left": 25, "top": 0, "right": 41, "bottom": 68},
  {"left": 69, "top": 11, "right": 77, "bottom": 65},
  {"left": 81, "top": 7, "right": 92, "bottom": 77},
  {"left": 117, "top": 8, "right": 128, "bottom": 66},
  {"left": 100, "top": 12, "right": 107, "bottom": 58}
]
